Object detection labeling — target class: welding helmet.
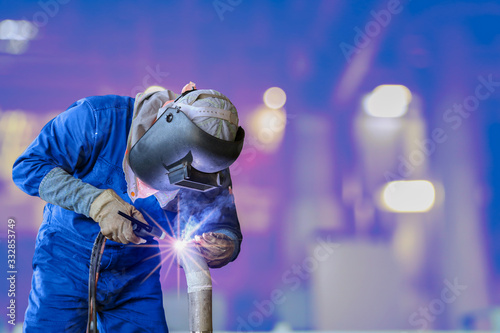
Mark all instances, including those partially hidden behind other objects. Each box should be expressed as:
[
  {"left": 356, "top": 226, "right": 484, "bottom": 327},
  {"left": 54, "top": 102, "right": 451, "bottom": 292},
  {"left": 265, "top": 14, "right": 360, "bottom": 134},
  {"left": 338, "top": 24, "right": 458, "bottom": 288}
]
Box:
[{"left": 128, "top": 90, "right": 245, "bottom": 192}]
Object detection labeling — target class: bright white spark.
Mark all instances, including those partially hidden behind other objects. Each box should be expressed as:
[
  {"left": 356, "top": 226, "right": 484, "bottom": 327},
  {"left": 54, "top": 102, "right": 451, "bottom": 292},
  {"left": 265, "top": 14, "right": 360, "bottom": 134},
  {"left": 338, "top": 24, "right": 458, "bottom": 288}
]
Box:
[{"left": 174, "top": 239, "right": 187, "bottom": 252}]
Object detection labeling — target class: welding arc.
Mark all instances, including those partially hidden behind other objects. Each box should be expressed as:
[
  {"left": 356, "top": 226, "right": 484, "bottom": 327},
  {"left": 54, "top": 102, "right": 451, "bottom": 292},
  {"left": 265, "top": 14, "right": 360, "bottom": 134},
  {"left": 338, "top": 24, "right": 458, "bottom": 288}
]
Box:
[{"left": 86, "top": 232, "right": 106, "bottom": 333}]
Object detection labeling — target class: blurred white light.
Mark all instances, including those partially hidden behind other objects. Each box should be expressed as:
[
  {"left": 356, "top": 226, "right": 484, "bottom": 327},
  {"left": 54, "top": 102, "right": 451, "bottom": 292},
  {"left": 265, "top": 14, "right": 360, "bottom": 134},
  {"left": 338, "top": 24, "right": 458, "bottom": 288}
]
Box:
[
  {"left": 263, "top": 87, "right": 286, "bottom": 109},
  {"left": 363, "top": 85, "right": 412, "bottom": 118},
  {"left": 0, "top": 20, "right": 38, "bottom": 41},
  {"left": 248, "top": 106, "right": 287, "bottom": 153},
  {"left": 382, "top": 180, "right": 435, "bottom": 213},
  {"left": 174, "top": 239, "right": 187, "bottom": 252}
]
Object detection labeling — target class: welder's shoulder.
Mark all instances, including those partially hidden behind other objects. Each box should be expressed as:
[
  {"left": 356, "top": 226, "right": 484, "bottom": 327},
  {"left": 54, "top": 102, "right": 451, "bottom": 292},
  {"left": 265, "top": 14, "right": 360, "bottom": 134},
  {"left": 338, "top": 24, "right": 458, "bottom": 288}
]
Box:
[{"left": 73, "top": 95, "right": 135, "bottom": 113}]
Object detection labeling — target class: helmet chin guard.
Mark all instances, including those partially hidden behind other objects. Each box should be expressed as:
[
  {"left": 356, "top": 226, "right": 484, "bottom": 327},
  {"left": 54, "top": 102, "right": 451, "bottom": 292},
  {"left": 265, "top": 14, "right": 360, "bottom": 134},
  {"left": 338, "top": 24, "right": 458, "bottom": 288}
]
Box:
[{"left": 129, "top": 107, "right": 245, "bottom": 192}]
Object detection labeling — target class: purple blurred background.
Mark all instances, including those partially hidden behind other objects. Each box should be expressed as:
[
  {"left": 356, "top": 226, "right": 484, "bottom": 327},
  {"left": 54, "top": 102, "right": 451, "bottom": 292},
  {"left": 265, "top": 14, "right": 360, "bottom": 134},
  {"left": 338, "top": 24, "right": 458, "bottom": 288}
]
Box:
[{"left": 1, "top": 0, "right": 500, "bottom": 331}]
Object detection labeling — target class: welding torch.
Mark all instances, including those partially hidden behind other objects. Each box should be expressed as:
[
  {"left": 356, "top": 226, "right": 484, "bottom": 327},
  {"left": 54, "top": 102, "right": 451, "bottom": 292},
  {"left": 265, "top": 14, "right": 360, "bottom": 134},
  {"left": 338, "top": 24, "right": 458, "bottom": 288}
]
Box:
[{"left": 117, "top": 211, "right": 166, "bottom": 240}]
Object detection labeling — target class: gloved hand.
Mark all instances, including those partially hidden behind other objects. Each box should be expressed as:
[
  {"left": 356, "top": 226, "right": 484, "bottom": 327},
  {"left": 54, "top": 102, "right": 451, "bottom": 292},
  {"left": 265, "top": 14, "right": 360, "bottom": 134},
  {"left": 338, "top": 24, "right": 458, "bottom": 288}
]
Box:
[
  {"left": 193, "top": 232, "right": 235, "bottom": 268},
  {"left": 89, "top": 189, "right": 146, "bottom": 244}
]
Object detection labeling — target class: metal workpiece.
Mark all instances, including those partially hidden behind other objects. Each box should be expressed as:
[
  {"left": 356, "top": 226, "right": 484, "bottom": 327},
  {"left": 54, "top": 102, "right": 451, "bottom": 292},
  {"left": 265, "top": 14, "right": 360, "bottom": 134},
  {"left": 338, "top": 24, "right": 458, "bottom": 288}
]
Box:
[
  {"left": 179, "top": 241, "right": 213, "bottom": 333},
  {"left": 188, "top": 290, "right": 213, "bottom": 333}
]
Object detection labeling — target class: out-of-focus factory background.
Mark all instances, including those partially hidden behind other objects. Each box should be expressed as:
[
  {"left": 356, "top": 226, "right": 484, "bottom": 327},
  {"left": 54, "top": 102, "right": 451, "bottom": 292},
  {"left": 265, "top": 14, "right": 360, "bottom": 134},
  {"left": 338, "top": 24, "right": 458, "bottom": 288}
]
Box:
[{"left": 1, "top": 0, "right": 500, "bottom": 331}]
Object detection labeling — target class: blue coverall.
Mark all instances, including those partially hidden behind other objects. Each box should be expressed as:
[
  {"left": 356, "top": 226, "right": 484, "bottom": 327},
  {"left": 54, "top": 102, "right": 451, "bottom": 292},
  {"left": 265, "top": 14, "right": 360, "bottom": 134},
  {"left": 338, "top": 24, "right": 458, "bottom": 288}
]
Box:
[{"left": 12, "top": 95, "right": 242, "bottom": 332}]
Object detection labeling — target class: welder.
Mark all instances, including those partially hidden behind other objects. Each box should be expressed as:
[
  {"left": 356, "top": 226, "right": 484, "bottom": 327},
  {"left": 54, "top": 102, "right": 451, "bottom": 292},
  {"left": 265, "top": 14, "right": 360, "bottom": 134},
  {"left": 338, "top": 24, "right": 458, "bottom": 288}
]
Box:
[{"left": 12, "top": 82, "right": 243, "bottom": 332}]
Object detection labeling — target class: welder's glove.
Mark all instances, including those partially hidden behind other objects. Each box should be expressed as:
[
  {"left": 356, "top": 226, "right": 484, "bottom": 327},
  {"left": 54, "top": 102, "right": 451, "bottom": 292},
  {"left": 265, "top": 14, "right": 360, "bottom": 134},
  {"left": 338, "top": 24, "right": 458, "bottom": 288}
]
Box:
[
  {"left": 193, "top": 232, "right": 236, "bottom": 268},
  {"left": 89, "top": 189, "right": 146, "bottom": 245}
]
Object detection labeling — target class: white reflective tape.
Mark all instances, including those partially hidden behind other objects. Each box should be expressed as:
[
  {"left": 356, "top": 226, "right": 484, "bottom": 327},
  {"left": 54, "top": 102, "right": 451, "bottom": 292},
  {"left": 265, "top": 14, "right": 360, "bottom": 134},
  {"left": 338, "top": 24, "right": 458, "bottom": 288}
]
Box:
[{"left": 185, "top": 271, "right": 212, "bottom": 293}]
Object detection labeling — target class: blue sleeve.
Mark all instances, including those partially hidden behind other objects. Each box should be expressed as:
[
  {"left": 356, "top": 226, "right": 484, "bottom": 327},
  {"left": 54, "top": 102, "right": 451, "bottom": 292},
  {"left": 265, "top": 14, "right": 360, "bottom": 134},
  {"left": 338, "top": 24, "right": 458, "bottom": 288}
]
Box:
[
  {"left": 12, "top": 99, "right": 97, "bottom": 197},
  {"left": 178, "top": 175, "right": 243, "bottom": 262}
]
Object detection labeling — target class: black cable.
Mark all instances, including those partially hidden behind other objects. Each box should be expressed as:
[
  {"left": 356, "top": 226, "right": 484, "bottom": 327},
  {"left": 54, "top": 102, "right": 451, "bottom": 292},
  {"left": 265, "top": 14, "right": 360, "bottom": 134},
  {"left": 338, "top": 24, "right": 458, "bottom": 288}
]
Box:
[{"left": 87, "top": 232, "right": 106, "bottom": 333}]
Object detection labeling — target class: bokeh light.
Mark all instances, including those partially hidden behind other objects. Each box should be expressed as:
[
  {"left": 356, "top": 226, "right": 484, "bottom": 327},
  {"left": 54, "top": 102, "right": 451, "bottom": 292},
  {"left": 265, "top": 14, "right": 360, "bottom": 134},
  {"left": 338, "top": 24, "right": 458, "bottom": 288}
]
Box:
[
  {"left": 0, "top": 20, "right": 38, "bottom": 41},
  {"left": 363, "top": 85, "right": 412, "bottom": 118},
  {"left": 0, "top": 20, "right": 38, "bottom": 55},
  {"left": 381, "top": 180, "right": 436, "bottom": 213},
  {"left": 263, "top": 87, "right": 287, "bottom": 109},
  {"left": 248, "top": 106, "right": 287, "bottom": 153}
]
